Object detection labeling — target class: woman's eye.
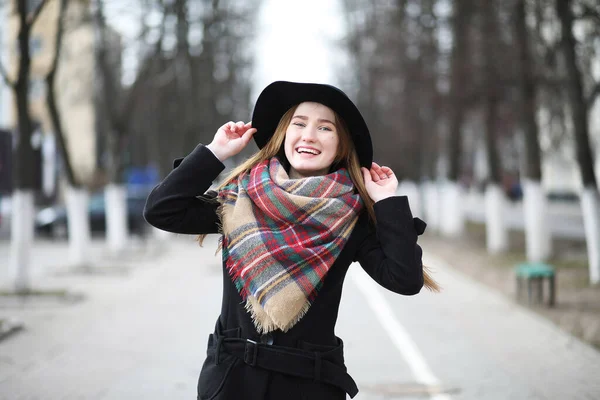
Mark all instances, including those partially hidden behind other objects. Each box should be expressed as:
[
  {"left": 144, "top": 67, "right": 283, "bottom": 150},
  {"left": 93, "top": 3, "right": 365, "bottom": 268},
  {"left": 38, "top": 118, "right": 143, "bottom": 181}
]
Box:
[
  {"left": 319, "top": 126, "right": 332, "bottom": 131},
  {"left": 293, "top": 122, "right": 305, "bottom": 127}
]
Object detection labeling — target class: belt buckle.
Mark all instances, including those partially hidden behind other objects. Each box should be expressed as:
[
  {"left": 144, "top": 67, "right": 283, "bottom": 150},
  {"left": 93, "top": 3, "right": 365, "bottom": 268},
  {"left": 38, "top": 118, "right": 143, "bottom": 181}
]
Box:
[{"left": 244, "top": 339, "right": 259, "bottom": 366}]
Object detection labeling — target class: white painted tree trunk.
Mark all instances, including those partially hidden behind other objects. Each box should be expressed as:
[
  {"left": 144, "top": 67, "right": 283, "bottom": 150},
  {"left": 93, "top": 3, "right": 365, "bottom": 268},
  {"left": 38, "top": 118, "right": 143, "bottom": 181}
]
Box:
[
  {"left": 398, "top": 180, "right": 422, "bottom": 217},
  {"left": 65, "top": 186, "right": 91, "bottom": 267},
  {"left": 105, "top": 184, "right": 128, "bottom": 253},
  {"left": 581, "top": 187, "right": 600, "bottom": 284},
  {"left": 423, "top": 181, "right": 440, "bottom": 232},
  {"left": 440, "top": 181, "right": 465, "bottom": 237},
  {"left": 484, "top": 184, "right": 509, "bottom": 254},
  {"left": 522, "top": 179, "right": 551, "bottom": 261},
  {"left": 42, "top": 135, "right": 56, "bottom": 197},
  {"left": 9, "top": 190, "right": 34, "bottom": 291}
]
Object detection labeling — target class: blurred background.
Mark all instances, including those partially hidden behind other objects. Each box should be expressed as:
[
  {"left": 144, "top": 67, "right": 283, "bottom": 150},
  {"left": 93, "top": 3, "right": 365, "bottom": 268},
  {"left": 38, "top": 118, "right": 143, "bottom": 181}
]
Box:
[
  {"left": 3, "top": 0, "right": 598, "bottom": 281},
  {"left": 0, "top": 0, "right": 599, "bottom": 398}
]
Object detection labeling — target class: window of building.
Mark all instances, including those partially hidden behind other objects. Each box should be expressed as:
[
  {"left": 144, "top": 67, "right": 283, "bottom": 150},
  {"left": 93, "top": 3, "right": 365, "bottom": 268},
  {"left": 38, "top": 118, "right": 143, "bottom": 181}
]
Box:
[
  {"left": 26, "top": 0, "right": 43, "bottom": 13},
  {"left": 28, "top": 78, "right": 45, "bottom": 100},
  {"left": 30, "top": 36, "right": 43, "bottom": 55}
]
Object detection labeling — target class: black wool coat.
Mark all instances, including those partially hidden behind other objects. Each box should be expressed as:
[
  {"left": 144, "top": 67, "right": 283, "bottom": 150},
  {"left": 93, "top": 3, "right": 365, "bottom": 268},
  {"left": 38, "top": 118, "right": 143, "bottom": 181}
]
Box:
[{"left": 143, "top": 144, "right": 426, "bottom": 400}]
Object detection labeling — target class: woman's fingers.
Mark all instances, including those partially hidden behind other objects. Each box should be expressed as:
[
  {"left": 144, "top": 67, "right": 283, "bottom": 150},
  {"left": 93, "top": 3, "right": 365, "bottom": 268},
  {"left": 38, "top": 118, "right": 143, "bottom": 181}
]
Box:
[
  {"left": 369, "top": 162, "right": 383, "bottom": 181},
  {"left": 368, "top": 162, "right": 396, "bottom": 183},
  {"left": 381, "top": 166, "right": 394, "bottom": 177},
  {"left": 226, "top": 121, "right": 237, "bottom": 134},
  {"left": 370, "top": 167, "right": 380, "bottom": 182},
  {"left": 241, "top": 127, "right": 257, "bottom": 143},
  {"left": 361, "top": 167, "right": 372, "bottom": 184},
  {"left": 372, "top": 162, "right": 388, "bottom": 179},
  {"left": 224, "top": 121, "right": 256, "bottom": 137}
]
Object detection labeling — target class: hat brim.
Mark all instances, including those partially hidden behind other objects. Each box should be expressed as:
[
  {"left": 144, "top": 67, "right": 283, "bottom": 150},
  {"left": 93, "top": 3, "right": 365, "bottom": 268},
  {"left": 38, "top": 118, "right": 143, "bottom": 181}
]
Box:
[{"left": 251, "top": 81, "right": 373, "bottom": 168}]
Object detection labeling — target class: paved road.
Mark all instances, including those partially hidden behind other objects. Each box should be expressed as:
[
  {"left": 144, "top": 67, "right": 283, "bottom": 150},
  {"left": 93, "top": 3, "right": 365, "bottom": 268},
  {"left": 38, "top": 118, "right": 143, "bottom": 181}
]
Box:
[{"left": 1, "top": 236, "right": 599, "bottom": 399}]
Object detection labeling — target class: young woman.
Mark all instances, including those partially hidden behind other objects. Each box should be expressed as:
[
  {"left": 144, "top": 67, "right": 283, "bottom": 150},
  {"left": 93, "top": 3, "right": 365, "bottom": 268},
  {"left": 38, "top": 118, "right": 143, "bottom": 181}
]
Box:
[{"left": 144, "top": 81, "right": 439, "bottom": 400}]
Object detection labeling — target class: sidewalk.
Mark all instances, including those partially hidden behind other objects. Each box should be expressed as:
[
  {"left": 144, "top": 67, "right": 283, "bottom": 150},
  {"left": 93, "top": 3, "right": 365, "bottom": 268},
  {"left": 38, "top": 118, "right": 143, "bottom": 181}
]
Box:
[
  {"left": 0, "top": 235, "right": 219, "bottom": 399},
  {"left": 420, "top": 223, "right": 600, "bottom": 350},
  {"left": 0, "top": 233, "right": 599, "bottom": 399}
]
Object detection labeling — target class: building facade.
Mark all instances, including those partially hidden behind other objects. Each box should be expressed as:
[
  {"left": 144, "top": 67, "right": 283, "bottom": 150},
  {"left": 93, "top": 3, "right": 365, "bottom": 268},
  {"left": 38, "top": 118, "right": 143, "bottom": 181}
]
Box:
[{"left": 7, "top": 0, "right": 98, "bottom": 186}]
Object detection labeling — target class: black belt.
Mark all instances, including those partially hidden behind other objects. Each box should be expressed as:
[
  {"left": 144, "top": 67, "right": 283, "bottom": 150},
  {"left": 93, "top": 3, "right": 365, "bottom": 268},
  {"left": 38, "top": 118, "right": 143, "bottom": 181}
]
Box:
[{"left": 209, "top": 333, "right": 359, "bottom": 398}]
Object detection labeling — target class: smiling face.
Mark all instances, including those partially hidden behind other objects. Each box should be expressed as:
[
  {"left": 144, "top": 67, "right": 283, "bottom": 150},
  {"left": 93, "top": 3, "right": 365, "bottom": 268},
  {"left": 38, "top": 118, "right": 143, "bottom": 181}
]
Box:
[{"left": 284, "top": 102, "right": 340, "bottom": 179}]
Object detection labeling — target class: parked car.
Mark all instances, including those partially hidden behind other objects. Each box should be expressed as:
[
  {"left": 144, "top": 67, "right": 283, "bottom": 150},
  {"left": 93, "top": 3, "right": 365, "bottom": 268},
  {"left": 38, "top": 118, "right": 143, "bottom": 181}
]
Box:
[
  {"left": 546, "top": 190, "right": 579, "bottom": 202},
  {"left": 35, "top": 191, "right": 150, "bottom": 239}
]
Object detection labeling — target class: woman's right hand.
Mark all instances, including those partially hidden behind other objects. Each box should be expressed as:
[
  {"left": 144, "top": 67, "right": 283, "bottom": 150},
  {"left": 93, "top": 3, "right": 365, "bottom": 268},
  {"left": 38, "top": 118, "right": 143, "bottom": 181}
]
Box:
[{"left": 206, "top": 121, "right": 257, "bottom": 161}]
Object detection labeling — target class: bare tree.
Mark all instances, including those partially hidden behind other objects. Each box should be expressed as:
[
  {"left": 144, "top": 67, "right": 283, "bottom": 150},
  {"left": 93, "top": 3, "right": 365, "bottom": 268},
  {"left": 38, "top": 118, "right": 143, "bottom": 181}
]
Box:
[
  {"left": 480, "top": 0, "right": 509, "bottom": 253},
  {"left": 0, "top": 0, "right": 49, "bottom": 291},
  {"left": 45, "top": 0, "right": 74, "bottom": 186},
  {"left": 94, "top": 0, "right": 165, "bottom": 252},
  {"left": 340, "top": 0, "right": 453, "bottom": 226},
  {"left": 127, "top": 0, "right": 257, "bottom": 177},
  {"left": 555, "top": 0, "right": 600, "bottom": 284},
  {"left": 44, "top": 0, "right": 95, "bottom": 267},
  {"left": 0, "top": 0, "right": 47, "bottom": 190},
  {"left": 440, "top": 0, "right": 472, "bottom": 237},
  {"left": 514, "top": 0, "right": 551, "bottom": 261}
]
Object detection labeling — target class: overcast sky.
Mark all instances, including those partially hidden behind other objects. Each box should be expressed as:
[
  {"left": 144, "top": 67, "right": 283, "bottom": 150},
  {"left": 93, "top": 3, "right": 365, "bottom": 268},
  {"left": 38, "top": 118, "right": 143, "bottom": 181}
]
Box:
[{"left": 251, "top": 0, "right": 348, "bottom": 98}]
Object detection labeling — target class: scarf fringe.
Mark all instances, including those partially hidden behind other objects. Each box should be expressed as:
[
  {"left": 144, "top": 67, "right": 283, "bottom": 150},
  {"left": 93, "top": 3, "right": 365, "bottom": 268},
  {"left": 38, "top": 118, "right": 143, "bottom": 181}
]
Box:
[{"left": 245, "top": 296, "right": 312, "bottom": 334}]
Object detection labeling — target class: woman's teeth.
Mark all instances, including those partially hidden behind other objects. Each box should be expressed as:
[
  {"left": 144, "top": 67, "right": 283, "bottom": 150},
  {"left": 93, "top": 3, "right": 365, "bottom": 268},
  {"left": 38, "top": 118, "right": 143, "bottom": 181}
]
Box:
[{"left": 297, "top": 147, "right": 320, "bottom": 155}]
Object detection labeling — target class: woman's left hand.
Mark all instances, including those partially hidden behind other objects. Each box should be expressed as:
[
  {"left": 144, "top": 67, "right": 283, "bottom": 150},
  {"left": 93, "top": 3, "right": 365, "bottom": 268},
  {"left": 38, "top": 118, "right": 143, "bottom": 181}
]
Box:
[{"left": 361, "top": 162, "right": 398, "bottom": 202}]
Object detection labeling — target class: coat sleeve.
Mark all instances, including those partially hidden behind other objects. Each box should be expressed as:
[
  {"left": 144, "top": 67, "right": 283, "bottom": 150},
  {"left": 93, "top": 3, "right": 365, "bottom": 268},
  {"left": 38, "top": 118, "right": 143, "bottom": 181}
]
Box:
[
  {"left": 143, "top": 144, "right": 225, "bottom": 235},
  {"left": 353, "top": 196, "right": 426, "bottom": 295}
]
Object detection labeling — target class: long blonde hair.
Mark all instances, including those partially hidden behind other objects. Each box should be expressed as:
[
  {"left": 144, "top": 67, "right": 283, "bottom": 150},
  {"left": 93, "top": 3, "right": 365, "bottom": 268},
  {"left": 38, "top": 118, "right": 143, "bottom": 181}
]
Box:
[{"left": 200, "top": 105, "right": 440, "bottom": 292}]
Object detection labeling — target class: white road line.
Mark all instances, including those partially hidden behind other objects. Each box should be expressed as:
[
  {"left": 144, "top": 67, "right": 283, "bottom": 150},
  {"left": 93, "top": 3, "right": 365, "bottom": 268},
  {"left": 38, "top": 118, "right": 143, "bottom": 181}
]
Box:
[{"left": 349, "top": 266, "right": 452, "bottom": 400}]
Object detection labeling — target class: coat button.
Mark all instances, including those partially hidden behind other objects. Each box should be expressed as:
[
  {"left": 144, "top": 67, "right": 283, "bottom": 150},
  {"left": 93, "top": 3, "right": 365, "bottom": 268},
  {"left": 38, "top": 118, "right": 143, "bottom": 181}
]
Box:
[{"left": 260, "top": 332, "right": 274, "bottom": 345}]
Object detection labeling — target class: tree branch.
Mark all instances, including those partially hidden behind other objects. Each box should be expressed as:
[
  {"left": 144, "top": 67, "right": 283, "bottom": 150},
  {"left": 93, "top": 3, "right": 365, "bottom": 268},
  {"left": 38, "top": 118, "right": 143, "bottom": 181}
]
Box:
[
  {"left": 46, "top": 0, "right": 77, "bottom": 186},
  {"left": 574, "top": 4, "right": 600, "bottom": 24},
  {"left": 588, "top": 82, "right": 600, "bottom": 111},
  {"left": 0, "top": 60, "right": 15, "bottom": 88},
  {"left": 47, "top": 0, "right": 67, "bottom": 78},
  {"left": 116, "top": 3, "right": 167, "bottom": 128},
  {"left": 27, "top": 0, "right": 48, "bottom": 27}
]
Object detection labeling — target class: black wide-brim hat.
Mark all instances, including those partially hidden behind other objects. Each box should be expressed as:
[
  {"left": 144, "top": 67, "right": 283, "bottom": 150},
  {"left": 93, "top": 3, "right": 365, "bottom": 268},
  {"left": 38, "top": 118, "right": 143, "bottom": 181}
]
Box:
[{"left": 251, "top": 81, "right": 373, "bottom": 168}]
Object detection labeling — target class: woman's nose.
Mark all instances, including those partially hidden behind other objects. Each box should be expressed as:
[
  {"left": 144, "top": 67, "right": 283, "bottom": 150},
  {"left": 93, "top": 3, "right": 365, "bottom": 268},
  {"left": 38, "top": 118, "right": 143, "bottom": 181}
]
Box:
[{"left": 301, "top": 126, "right": 318, "bottom": 141}]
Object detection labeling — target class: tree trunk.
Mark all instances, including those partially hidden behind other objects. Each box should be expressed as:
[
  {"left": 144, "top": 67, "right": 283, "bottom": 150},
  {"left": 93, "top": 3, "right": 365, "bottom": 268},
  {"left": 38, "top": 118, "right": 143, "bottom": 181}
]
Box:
[
  {"left": 95, "top": 0, "right": 130, "bottom": 252},
  {"left": 581, "top": 189, "right": 600, "bottom": 284},
  {"left": 14, "top": 6, "right": 35, "bottom": 190},
  {"left": 65, "top": 186, "right": 91, "bottom": 265},
  {"left": 46, "top": 0, "right": 92, "bottom": 267},
  {"left": 514, "top": 0, "right": 551, "bottom": 261},
  {"left": 47, "top": 76, "right": 76, "bottom": 185},
  {"left": 9, "top": 190, "right": 34, "bottom": 291},
  {"left": 556, "top": 0, "right": 599, "bottom": 284},
  {"left": 442, "top": 0, "right": 470, "bottom": 237},
  {"left": 105, "top": 183, "right": 128, "bottom": 253},
  {"left": 423, "top": 181, "right": 441, "bottom": 231},
  {"left": 447, "top": 0, "right": 470, "bottom": 183},
  {"left": 483, "top": 0, "right": 508, "bottom": 253},
  {"left": 9, "top": 0, "right": 49, "bottom": 291}
]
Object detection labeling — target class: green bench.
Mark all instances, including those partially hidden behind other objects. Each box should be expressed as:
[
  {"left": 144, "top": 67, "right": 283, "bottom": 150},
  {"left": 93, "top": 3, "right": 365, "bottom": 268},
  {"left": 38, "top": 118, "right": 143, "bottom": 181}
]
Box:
[{"left": 515, "top": 262, "right": 556, "bottom": 307}]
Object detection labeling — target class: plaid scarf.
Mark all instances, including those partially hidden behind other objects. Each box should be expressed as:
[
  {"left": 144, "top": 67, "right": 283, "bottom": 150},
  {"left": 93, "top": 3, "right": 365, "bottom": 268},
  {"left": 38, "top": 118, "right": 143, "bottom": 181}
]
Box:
[{"left": 218, "top": 157, "right": 363, "bottom": 333}]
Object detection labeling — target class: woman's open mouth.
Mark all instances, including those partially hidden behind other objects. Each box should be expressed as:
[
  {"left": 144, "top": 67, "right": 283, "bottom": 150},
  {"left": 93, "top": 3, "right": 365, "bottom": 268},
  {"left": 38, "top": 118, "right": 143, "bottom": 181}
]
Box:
[{"left": 296, "top": 146, "right": 321, "bottom": 157}]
